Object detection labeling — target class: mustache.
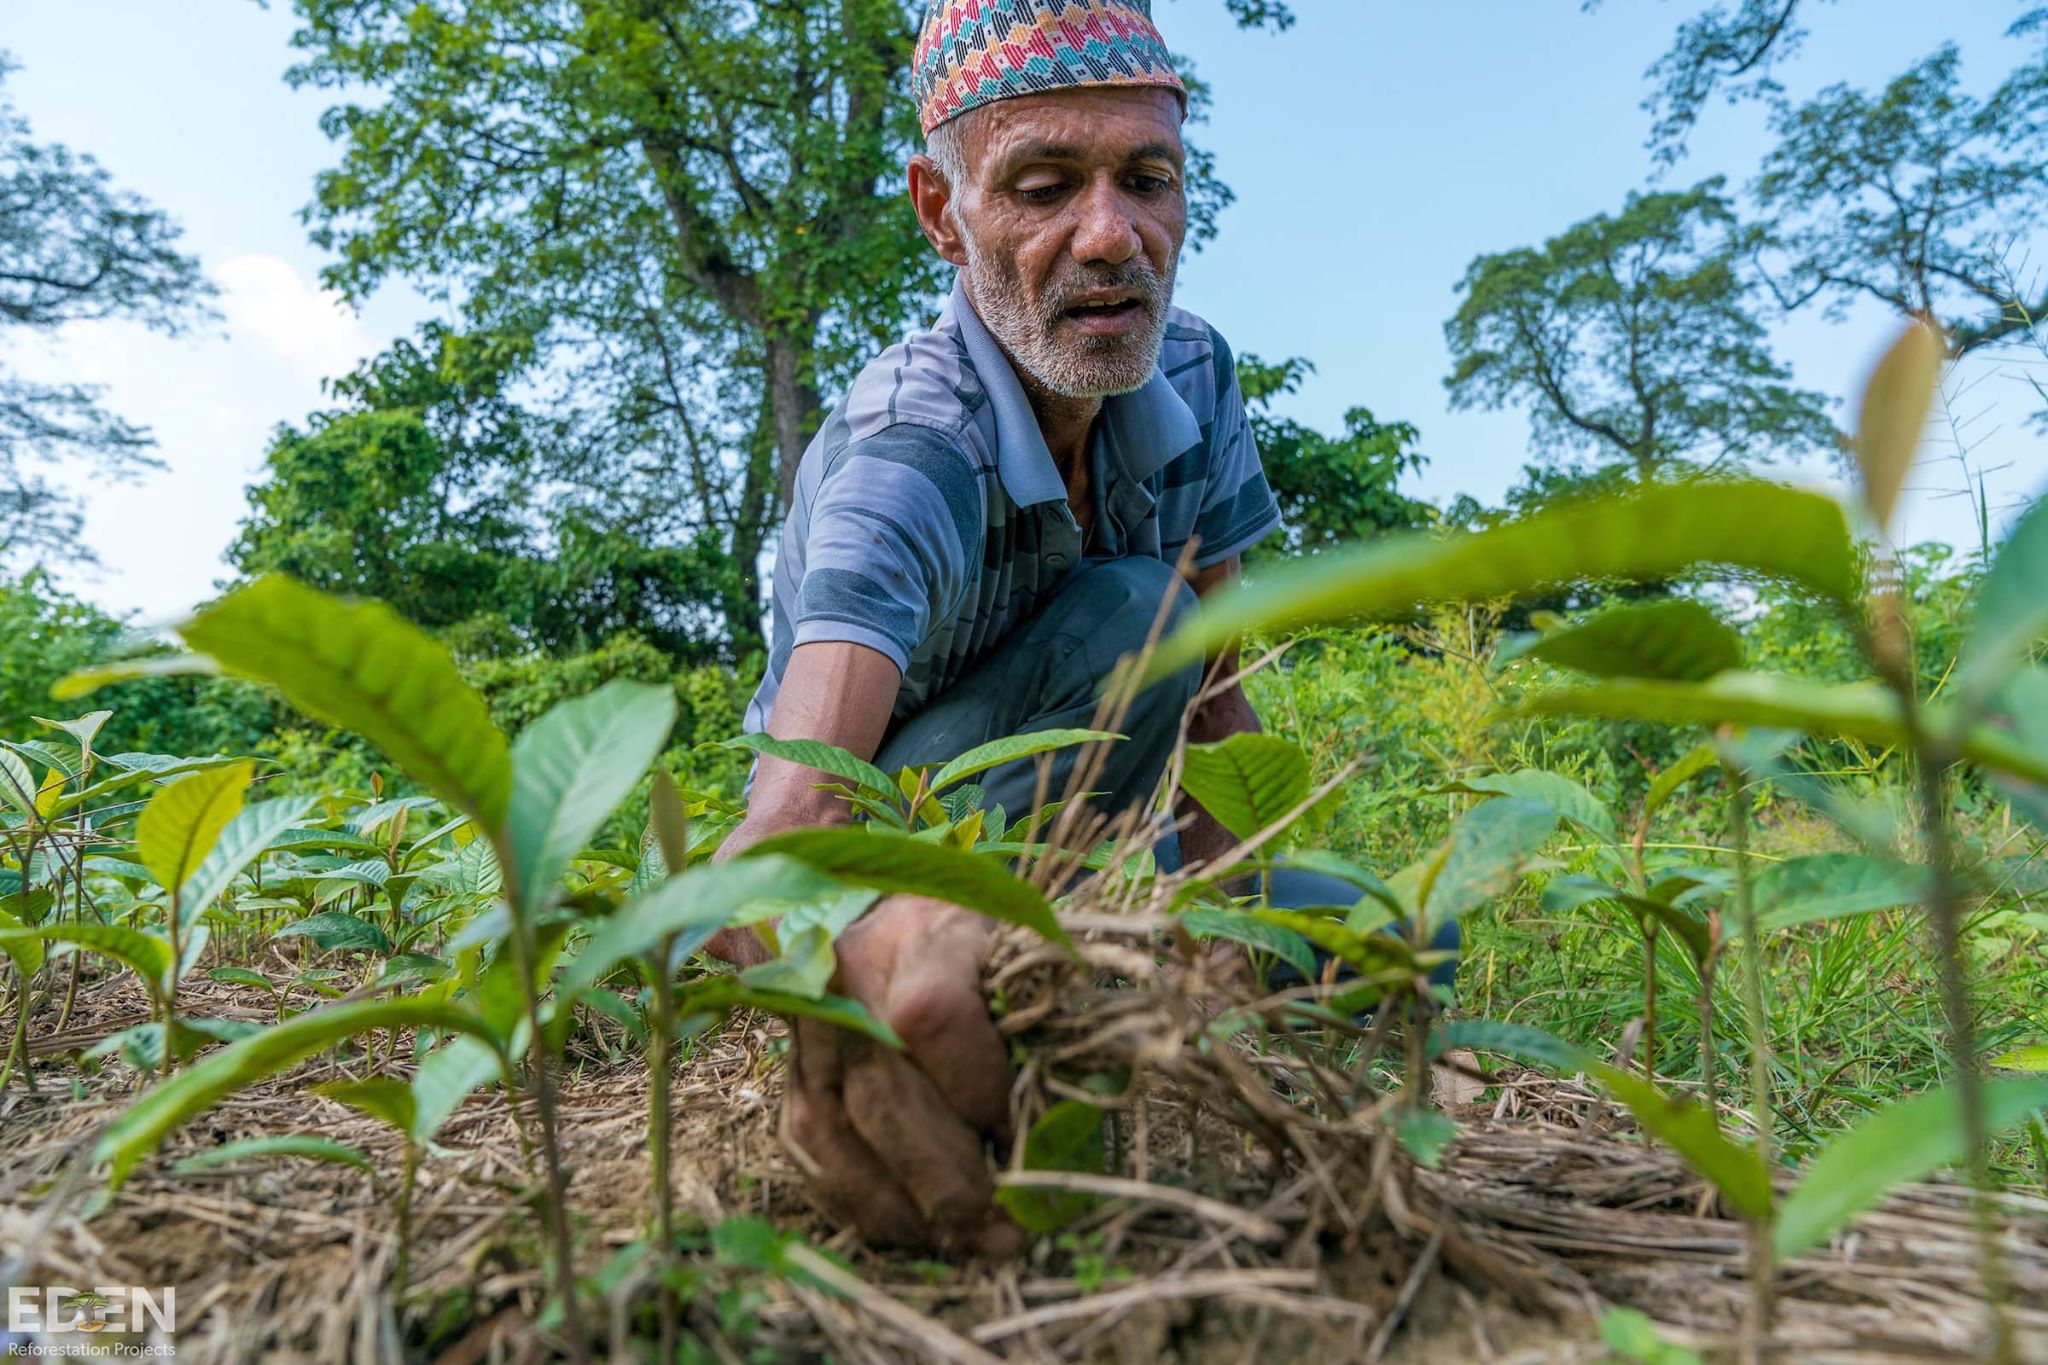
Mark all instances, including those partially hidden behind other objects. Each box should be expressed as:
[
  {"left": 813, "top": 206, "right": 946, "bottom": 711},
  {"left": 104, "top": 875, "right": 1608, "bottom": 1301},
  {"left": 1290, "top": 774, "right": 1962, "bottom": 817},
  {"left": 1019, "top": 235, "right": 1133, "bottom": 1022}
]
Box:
[{"left": 1041, "top": 261, "right": 1166, "bottom": 324}]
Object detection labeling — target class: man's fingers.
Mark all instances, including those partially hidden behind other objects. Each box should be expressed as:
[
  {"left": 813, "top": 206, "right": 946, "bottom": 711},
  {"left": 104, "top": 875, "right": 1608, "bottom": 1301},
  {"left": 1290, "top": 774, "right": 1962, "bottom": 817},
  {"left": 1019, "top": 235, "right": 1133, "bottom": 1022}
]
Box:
[
  {"left": 783, "top": 1027, "right": 929, "bottom": 1247},
  {"left": 843, "top": 1044, "right": 1001, "bottom": 1236}
]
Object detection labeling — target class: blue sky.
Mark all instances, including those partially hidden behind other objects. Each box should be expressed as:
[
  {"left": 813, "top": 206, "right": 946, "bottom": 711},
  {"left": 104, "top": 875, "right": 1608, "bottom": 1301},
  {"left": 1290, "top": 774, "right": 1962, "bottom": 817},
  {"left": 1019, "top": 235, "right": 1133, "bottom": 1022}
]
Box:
[{"left": 8, "top": 1, "right": 2043, "bottom": 622}]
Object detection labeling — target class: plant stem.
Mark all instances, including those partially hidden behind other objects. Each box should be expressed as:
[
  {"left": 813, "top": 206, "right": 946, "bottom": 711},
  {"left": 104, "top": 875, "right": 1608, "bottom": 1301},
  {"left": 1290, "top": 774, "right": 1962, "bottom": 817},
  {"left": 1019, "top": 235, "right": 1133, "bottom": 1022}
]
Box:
[
  {"left": 396, "top": 1137, "right": 419, "bottom": 1303},
  {"left": 1641, "top": 925, "right": 1659, "bottom": 1079},
  {"left": 495, "top": 842, "right": 587, "bottom": 1364},
  {"left": 648, "top": 941, "right": 678, "bottom": 1364},
  {"left": 162, "top": 888, "right": 182, "bottom": 1082},
  {"left": 0, "top": 965, "right": 28, "bottom": 1092},
  {"left": 1698, "top": 948, "right": 1722, "bottom": 1119},
  {"left": 1729, "top": 771, "right": 1775, "bottom": 1356}
]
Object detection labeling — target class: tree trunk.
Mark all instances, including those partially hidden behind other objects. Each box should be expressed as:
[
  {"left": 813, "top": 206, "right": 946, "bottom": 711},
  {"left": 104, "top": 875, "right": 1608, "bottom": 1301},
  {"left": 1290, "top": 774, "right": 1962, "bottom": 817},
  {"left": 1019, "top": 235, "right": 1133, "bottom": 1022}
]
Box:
[{"left": 765, "top": 324, "right": 822, "bottom": 506}]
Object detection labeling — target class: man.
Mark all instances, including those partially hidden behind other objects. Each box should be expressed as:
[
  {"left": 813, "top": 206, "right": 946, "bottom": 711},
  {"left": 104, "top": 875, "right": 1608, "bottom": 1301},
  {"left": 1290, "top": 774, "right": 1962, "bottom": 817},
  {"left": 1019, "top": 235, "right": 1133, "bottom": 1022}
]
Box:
[{"left": 709, "top": 0, "right": 1445, "bottom": 1256}]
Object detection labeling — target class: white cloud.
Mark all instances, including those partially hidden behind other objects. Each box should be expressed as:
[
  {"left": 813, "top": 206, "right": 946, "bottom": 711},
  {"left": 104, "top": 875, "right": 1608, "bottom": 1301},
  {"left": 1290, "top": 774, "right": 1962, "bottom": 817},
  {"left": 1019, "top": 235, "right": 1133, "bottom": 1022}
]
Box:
[{"left": 216, "top": 252, "right": 375, "bottom": 380}]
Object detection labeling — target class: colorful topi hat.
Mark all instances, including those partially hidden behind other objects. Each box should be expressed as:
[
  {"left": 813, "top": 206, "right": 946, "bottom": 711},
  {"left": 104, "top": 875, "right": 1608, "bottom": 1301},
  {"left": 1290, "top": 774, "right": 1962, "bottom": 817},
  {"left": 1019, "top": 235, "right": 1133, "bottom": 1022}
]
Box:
[{"left": 913, "top": 0, "right": 1187, "bottom": 137}]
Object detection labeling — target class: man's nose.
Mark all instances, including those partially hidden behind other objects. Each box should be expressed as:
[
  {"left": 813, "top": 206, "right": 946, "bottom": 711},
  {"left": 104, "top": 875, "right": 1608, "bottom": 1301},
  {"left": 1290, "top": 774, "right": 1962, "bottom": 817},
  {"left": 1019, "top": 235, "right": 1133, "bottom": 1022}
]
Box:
[{"left": 1070, "top": 179, "right": 1142, "bottom": 267}]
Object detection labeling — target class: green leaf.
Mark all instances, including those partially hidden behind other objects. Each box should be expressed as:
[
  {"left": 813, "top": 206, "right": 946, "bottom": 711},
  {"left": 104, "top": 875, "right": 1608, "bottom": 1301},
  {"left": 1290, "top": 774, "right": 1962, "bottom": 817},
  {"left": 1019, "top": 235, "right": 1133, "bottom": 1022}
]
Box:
[
  {"left": 925, "top": 729, "right": 1122, "bottom": 794},
  {"left": 648, "top": 767, "right": 693, "bottom": 879},
  {"left": 1429, "top": 1019, "right": 1592, "bottom": 1073},
  {"left": 1600, "top": 1306, "right": 1705, "bottom": 1365},
  {"left": 177, "top": 797, "right": 317, "bottom": 925},
  {"left": 1180, "top": 906, "right": 1317, "bottom": 979},
  {"left": 1443, "top": 768, "right": 1616, "bottom": 841},
  {"left": 205, "top": 966, "right": 277, "bottom": 996},
  {"left": 172, "top": 1135, "right": 378, "bottom": 1180},
  {"left": 136, "top": 762, "right": 252, "bottom": 895},
  {"left": 35, "top": 710, "right": 112, "bottom": 752},
  {"left": 720, "top": 734, "right": 896, "bottom": 802},
  {"left": 1852, "top": 318, "right": 1944, "bottom": 531},
  {"left": 0, "top": 747, "right": 34, "bottom": 818},
  {"left": 1739, "top": 853, "right": 1928, "bottom": 934},
  {"left": 748, "top": 827, "right": 1071, "bottom": 948},
  {"left": 94, "top": 997, "right": 496, "bottom": 1185},
  {"left": 557, "top": 855, "right": 845, "bottom": 1002},
  {"left": 1774, "top": 1078, "right": 2048, "bottom": 1260},
  {"left": 1177, "top": 733, "right": 1312, "bottom": 841},
  {"left": 1423, "top": 796, "right": 1560, "bottom": 924},
  {"left": 1956, "top": 493, "right": 2048, "bottom": 716},
  {"left": 272, "top": 911, "right": 393, "bottom": 955},
  {"left": 310, "top": 1077, "right": 418, "bottom": 1135},
  {"left": 1645, "top": 743, "right": 1720, "bottom": 818},
  {"left": 376, "top": 953, "right": 448, "bottom": 987},
  {"left": 739, "top": 925, "right": 837, "bottom": 1000},
  {"left": 178, "top": 576, "right": 513, "bottom": 827},
  {"left": 1588, "top": 1062, "right": 1771, "bottom": 1221},
  {"left": 410, "top": 1035, "right": 509, "bottom": 1144},
  {"left": 1526, "top": 600, "right": 1742, "bottom": 684},
  {"left": 1248, "top": 909, "right": 1415, "bottom": 983},
  {"left": 0, "top": 907, "right": 45, "bottom": 979},
  {"left": 1540, "top": 876, "right": 1713, "bottom": 965},
  {"left": 505, "top": 680, "right": 677, "bottom": 910},
  {"left": 677, "top": 978, "right": 903, "bottom": 1049},
  {"left": 1990, "top": 1046, "right": 2048, "bottom": 1072},
  {"left": 0, "top": 924, "right": 171, "bottom": 993},
  {"left": 1395, "top": 1109, "right": 1458, "bottom": 1168},
  {"left": 993, "top": 1100, "right": 1108, "bottom": 1233},
  {"left": 52, "top": 653, "right": 222, "bottom": 701},
  {"left": 1146, "top": 479, "right": 1859, "bottom": 678},
  {"left": 1514, "top": 672, "right": 2048, "bottom": 786}
]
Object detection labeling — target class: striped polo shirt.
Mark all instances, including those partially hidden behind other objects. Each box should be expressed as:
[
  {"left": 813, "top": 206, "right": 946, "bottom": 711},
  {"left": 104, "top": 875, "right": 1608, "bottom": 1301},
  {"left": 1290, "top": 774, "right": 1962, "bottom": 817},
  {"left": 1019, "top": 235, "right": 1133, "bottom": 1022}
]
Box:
[{"left": 743, "top": 276, "right": 1281, "bottom": 732}]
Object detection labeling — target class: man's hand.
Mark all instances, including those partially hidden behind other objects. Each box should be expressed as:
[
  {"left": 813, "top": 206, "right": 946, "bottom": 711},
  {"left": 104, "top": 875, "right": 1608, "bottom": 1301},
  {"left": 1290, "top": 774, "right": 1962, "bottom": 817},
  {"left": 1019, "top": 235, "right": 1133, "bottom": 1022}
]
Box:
[{"left": 780, "top": 894, "right": 1023, "bottom": 1255}]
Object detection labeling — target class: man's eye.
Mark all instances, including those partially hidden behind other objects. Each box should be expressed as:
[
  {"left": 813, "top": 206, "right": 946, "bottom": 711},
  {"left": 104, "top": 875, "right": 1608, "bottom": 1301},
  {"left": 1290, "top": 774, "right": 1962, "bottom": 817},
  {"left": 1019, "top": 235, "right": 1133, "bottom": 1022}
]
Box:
[
  {"left": 1018, "top": 180, "right": 1068, "bottom": 203},
  {"left": 1127, "top": 174, "right": 1173, "bottom": 195}
]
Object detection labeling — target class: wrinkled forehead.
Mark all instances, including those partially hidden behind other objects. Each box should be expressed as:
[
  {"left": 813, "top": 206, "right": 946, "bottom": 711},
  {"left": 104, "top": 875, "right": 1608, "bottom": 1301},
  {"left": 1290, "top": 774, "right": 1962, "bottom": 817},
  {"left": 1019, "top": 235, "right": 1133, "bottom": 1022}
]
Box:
[{"left": 956, "top": 87, "right": 1187, "bottom": 178}]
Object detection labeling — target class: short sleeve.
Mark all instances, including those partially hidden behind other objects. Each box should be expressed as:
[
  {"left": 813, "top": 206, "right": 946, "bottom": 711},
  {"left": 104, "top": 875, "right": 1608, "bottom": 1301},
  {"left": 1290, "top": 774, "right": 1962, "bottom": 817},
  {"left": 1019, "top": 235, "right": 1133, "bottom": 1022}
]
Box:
[
  {"left": 1189, "top": 329, "right": 1282, "bottom": 568},
  {"left": 790, "top": 424, "right": 982, "bottom": 673}
]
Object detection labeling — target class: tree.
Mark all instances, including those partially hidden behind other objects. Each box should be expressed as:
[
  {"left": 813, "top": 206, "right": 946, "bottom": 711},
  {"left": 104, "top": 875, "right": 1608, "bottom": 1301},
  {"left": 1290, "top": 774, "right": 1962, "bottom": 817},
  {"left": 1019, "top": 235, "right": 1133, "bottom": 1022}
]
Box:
[
  {"left": 282, "top": 0, "right": 1289, "bottom": 655},
  {"left": 0, "top": 55, "right": 213, "bottom": 566},
  {"left": 1444, "top": 180, "right": 1835, "bottom": 482},
  {"left": 232, "top": 326, "right": 739, "bottom": 662},
  {"left": 1617, "top": 0, "right": 1833, "bottom": 164},
  {"left": 1234, "top": 355, "right": 1431, "bottom": 557},
  {"left": 1753, "top": 43, "right": 2048, "bottom": 356}
]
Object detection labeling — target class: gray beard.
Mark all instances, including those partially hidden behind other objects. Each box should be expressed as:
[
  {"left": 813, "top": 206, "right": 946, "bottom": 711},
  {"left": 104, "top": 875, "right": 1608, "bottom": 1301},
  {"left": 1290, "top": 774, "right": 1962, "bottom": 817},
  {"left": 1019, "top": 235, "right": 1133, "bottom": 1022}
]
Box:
[{"left": 961, "top": 230, "right": 1176, "bottom": 400}]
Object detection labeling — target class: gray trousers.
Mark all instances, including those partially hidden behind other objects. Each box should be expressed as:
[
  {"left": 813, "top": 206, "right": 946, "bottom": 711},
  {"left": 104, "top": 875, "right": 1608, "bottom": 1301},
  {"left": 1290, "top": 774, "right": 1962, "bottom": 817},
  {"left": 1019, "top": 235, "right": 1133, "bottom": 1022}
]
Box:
[{"left": 870, "top": 555, "right": 1459, "bottom": 993}]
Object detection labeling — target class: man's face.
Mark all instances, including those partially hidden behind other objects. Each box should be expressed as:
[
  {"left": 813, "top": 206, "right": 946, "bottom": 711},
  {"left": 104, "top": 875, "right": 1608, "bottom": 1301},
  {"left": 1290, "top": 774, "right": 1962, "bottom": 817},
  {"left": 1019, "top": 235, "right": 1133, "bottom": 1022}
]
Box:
[{"left": 936, "top": 87, "right": 1188, "bottom": 399}]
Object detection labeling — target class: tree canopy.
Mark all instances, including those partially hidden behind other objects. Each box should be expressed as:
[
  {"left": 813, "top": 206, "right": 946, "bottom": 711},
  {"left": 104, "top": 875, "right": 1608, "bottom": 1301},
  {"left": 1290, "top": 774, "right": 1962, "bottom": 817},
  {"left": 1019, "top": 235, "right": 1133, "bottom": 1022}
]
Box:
[
  {"left": 1444, "top": 180, "right": 1834, "bottom": 482},
  {"left": 0, "top": 55, "right": 213, "bottom": 566}
]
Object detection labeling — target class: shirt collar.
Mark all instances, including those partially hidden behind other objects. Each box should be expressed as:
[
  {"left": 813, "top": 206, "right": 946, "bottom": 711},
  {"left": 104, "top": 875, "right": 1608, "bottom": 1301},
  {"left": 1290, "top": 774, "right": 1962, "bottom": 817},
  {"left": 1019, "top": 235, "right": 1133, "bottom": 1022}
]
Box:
[{"left": 944, "top": 274, "right": 1201, "bottom": 507}]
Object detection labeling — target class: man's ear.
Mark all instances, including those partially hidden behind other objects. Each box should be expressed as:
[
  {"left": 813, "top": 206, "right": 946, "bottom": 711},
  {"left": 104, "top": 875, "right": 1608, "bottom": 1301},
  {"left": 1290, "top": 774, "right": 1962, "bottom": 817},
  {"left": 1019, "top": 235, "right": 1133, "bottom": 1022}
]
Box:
[{"left": 908, "top": 155, "right": 968, "bottom": 268}]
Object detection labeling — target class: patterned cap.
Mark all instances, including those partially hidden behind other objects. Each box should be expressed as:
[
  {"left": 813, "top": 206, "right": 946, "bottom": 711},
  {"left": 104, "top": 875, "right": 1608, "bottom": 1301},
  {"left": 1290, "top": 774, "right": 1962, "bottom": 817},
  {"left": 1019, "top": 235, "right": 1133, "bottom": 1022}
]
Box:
[{"left": 913, "top": 0, "right": 1187, "bottom": 137}]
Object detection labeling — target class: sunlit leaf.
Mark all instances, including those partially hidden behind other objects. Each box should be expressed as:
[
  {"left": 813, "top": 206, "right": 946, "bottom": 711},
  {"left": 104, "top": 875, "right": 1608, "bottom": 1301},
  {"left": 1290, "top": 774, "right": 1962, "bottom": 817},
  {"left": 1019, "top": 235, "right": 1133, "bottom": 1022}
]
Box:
[
  {"left": 52, "top": 653, "right": 222, "bottom": 701},
  {"left": 0, "top": 924, "right": 171, "bottom": 994},
  {"left": 178, "top": 576, "right": 513, "bottom": 827},
  {"left": 505, "top": 680, "right": 677, "bottom": 910},
  {"left": 0, "top": 747, "right": 35, "bottom": 818},
  {"left": 33, "top": 710, "right": 113, "bottom": 752},
  {"left": 748, "top": 827, "right": 1070, "bottom": 948},
  {"left": 925, "top": 729, "right": 1122, "bottom": 795},
  {"left": 1990, "top": 1046, "right": 2048, "bottom": 1072},
  {"left": 1737, "top": 853, "right": 1928, "bottom": 934},
  {"left": 1147, "top": 480, "right": 1859, "bottom": 677},
  {"left": 739, "top": 925, "right": 837, "bottom": 1000},
  {"left": 205, "top": 966, "right": 277, "bottom": 996},
  {"left": 135, "top": 763, "right": 253, "bottom": 897},
  {"left": 1852, "top": 317, "right": 1944, "bottom": 531},
  {"left": 1775, "top": 1077, "right": 2048, "bottom": 1259},
  {"left": 720, "top": 734, "right": 895, "bottom": 802},
  {"left": 177, "top": 797, "right": 317, "bottom": 926},
  {"left": 1526, "top": 599, "right": 1742, "bottom": 684},
  {"left": 1177, "top": 733, "right": 1312, "bottom": 841},
  {"left": 0, "top": 907, "right": 45, "bottom": 979},
  {"left": 1515, "top": 672, "right": 2048, "bottom": 786}
]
